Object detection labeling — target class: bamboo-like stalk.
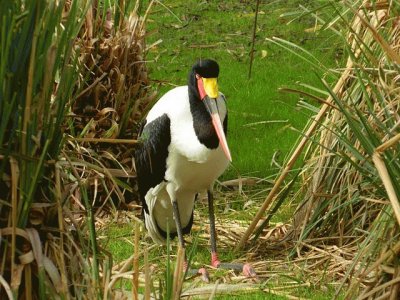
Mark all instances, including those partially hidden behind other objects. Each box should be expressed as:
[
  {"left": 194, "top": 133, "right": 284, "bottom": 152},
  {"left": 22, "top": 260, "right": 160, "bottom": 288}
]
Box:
[
  {"left": 181, "top": 283, "right": 260, "bottom": 298},
  {"left": 376, "top": 133, "right": 400, "bottom": 153},
  {"left": 21, "top": 2, "right": 40, "bottom": 158},
  {"left": 69, "top": 137, "right": 140, "bottom": 144},
  {"left": 172, "top": 246, "right": 185, "bottom": 300},
  {"left": 208, "top": 279, "right": 220, "bottom": 300},
  {"left": 144, "top": 249, "right": 151, "bottom": 300},
  {"left": 372, "top": 152, "right": 400, "bottom": 226},
  {"left": 132, "top": 221, "right": 140, "bottom": 300},
  {"left": 25, "top": 265, "right": 32, "bottom": 300},
  {"left": 389, "top": 268, "right": 400, "bottom": 300}
]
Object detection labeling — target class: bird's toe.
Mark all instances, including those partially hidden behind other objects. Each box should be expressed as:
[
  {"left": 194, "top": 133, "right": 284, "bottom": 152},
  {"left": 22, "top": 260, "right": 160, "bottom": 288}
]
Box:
[
  {"left": 186, "top": 266, "right": 210, "bottom": 283},
  {"left": 242, "top": 263, "right": 257, "bottom": 278},
  {"left": 198, "top": 267, "right": 210, "bottom": 283}
]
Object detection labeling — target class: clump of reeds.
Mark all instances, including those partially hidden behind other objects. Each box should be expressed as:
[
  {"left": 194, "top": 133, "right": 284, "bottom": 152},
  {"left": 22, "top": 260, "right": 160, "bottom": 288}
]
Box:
[
  {"left": 65, "top": 0, "right": 157, "bottom": 209},
  {"left": 71, "top": 1, "right": 156, "bottom": 139},
  {"left": 238, "top": 0, "right": 399, "bottom": 298},
  {"left": 0, "top": 0, "right": 153, "bottom": 298},
  {"left": 285, "top": 1, "right": 400, "bottom": 298},
  {"left": 0, "top": 0, "right": 87, "bottom": 298}
]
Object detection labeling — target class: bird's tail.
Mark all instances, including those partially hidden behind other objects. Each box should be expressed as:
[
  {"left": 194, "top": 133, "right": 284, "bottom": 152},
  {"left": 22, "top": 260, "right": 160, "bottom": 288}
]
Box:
[{"left": 143, "top": 184, "right": 195, "bottom": 244}]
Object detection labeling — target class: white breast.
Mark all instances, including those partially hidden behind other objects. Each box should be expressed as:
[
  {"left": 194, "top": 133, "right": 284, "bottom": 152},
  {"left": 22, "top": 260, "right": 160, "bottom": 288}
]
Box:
[{"left": 165, "top": 145, "right": 229, "bottom": 192}]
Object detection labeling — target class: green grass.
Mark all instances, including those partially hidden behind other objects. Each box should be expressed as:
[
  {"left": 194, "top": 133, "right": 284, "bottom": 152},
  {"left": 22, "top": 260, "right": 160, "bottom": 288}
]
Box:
[
  {"left": 99, "top": 223, "right": 135, "bottom": 261},
  {"left": 144, "top": 0, "right": 342, "bottom": 179},
  {"left": 214, "top": 286, "right": 343, "bottom": 300}
]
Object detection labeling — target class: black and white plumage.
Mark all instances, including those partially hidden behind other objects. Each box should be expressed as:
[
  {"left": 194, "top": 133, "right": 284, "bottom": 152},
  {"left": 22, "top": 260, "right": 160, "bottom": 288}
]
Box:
[{"left": 135, "top": 59, "right": 254, "bottom": 279}]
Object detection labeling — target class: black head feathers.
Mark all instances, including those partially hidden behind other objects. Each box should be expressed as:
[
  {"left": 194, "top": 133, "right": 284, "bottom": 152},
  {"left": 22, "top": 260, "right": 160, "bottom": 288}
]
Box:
[{"left": 191, "top": 59, "right": 219, "bottom": 78}]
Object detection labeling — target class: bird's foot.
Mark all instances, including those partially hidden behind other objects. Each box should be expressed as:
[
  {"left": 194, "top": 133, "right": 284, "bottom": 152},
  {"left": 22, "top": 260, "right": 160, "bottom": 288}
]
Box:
[
  {"left": 217, "top": 262, "right": 257, "bottom": 279},
  {"left": 197, "top": 267, "right": 210, "bottom": 283},
  {"left": 242, "top": 263, "right": 257, "bottom": 278},
  {"left": 211, "top": 252, "right": 257, "bottom": 280},
  {"left": 185, "top": 265, "right": 210, "bottom": 283}
]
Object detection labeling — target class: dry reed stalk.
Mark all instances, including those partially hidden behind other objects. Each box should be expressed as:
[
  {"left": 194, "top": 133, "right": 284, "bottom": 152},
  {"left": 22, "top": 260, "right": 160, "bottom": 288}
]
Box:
[
  {"left": 24, "top": 265, "right": 32, "bottom": 300},
  {"left": 108, "top": 252, "right": 142, "bottom": 289},
  {"left": 132, "top": 221, "right": 140, "bottom": 300},
  {"left": 345, "top": 0, "right": 400, "bottom": 64},
  {"left": 389, "top": 267, "right": 400, "bottom": 300},
  {"left": 376, "top": 133, "right": 400, "bottom": 153},
  {"left": 208, "top": 279, "right": 220, "bottom": 300},
  {"left": 172, "top": 246, "right": 185, "bottom": 300},
  {"left": 360, "top": 240, "right": 400, "bottom": 279},
  {"left": 372, "top": 153, "right": 400, "bottom": 226},
  {"left": 144, "top": 249, "right": 151, "bottom": 300},
  {"left": 358, "top": 277, "right": 400, "bottom": 300},
  {"left": 69, "top": 137, "right": 140, "bottom": 144},
  {"left": 181, "top": 283, "right": 260, "bottom": 298},
  {"left": 0, "top": 276, "right": 13, "bottom": 299}
]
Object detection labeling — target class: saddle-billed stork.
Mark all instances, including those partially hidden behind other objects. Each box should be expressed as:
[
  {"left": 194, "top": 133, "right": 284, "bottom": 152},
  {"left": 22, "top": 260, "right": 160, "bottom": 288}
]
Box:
[{"left": 135, "top": 59, "right": 255, "bottom": 280}]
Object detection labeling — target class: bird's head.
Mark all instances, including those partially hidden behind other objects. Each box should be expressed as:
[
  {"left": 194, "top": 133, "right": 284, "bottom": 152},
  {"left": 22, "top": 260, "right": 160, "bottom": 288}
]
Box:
[{"left": 189, "top": 59, "right": 231, "bottom": 162}]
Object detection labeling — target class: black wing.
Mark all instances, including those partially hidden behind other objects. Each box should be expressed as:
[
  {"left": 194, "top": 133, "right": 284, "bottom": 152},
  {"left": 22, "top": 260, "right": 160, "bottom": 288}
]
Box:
[{"left": 135, "top": 114, "right": 171, "bottom": 213}]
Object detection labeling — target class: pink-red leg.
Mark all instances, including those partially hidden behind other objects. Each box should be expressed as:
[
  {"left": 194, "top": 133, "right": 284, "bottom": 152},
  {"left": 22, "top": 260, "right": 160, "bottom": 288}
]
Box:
[{"left": 208, "top": 190, "right": 257, "bottom": 278}]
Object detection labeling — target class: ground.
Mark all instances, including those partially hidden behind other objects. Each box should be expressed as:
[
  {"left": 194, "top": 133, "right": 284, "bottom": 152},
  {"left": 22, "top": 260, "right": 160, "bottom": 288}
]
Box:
[{"left": 99, "top": 187, "right": 345, "bottom": 299}]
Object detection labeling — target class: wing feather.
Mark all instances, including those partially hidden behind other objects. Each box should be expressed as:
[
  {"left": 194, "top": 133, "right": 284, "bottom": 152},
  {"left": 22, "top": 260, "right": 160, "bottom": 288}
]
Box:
[{"left": 135, "top": 114, "right": 171, "bottom": 213}]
